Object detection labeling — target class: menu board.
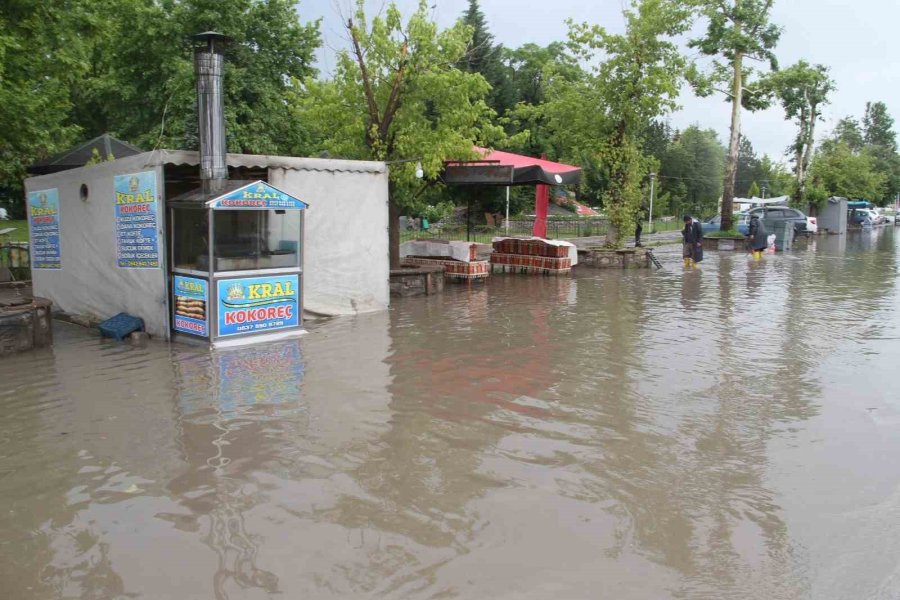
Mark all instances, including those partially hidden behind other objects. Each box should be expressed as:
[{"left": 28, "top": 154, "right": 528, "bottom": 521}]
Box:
[
  {"left": 28, "top": 188, "right": 62, "bottom": 269},
  {"left": 114, "top": 171, "right": 160, "bottom": 268},
  {"left": 173, "top": 276, "right": 209, "bottom": 337}
]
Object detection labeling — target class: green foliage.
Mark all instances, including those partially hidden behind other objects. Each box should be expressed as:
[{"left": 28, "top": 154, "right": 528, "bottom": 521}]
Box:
[
  {"left": 810, "top": 142, "right": 886, "bottom": 201},
  {"left": 0, "top": 0, "right": 321, "bottom": 208},
  {"left": 420, "top": 200, "right": 456, "bottom": 223},
  {"left": 830, "top": 117, "right": 865, "bottom": 152},
  {"left": 0, "top": 0, "right": 96, "bottom": 196},
  {"left": 503, "top": 43, "right": 584, "bottom": 158},
  {"left": 761, "top": 61, "right": 835, "bottom": 202},
  {"left": 818, "top": 103, "right": 900, "bottom": 204},
  {"left": 689, "top": 0, "right": 781, "bottom": 71},
  {"left": 689, "top": 0, "right": 781, "bottom": 230},
  {"left": 864, "top": 101, "right": 896, "bottom": 151},
  {"left": 301, "top": 0, "right": 502, "bottom": 205},
  {"left": 657, "top": 126, "right": 726, "bottom": 217},
  {"left": 458, "top": 0, "right": 514, "bottom": 116},
  {"left": 560, "top": 0, "right": 692, "bottom": 246},
  {"left": 747, "top": 181, "right": 760, "bottom": 198},
  {"left": 84, "top": 147, "right": 114, "bottom": 167}
]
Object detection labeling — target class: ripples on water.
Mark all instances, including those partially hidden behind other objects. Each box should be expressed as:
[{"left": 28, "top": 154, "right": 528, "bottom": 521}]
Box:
[{"left": 2, "top": 231, "right": 900, "bottom": 599}]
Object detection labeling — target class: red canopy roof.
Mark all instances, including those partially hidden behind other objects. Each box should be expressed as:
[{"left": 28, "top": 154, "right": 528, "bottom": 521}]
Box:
[
  {"left": 473, "top": 147, "right": 581, "bottom": 174},
  {"left": 443, "top": 147, "right": 582, "bottom": 186}
]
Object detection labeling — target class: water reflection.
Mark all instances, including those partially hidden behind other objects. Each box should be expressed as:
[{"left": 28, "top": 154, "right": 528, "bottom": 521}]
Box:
[{"left": 2, "top": 232, "right": 900, "bottom": 598}]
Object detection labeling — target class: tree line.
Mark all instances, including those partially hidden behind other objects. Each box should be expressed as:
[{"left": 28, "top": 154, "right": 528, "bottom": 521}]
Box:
[{"left": 2, "top": 0, "right": 899, "bottom": 250}]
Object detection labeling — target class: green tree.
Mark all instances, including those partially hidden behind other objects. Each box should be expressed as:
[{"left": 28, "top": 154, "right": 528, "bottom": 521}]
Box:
[
  {"left": 669, "top": 126, "right": 726, "bottom": 216},
  {"left": 863, "top": 101, "right": 897, "bottom": 150},
  {"left": 763, "top": 61, "right": 835, "bottom": 203},
  {"left": 0, "top": 0, "right": 97, "bottom": 204},
  {"left": 690, "top": 0, "right": 781, "bottom": 232},
  {"left": 458, "top": 0, "right": 513, "bottom": 115},
  {"left": 503, "top": 42, "right": 584, "bottom": 158},
  {"left": 301, "top": 0, "right": 503, "bottom": 267},
  {"left": 861, "top": 102, "right": 900, "bottom": 203},
  {"left": 734, "top": 135, "right": 763, "bottom": 197},
  {"left": 830, "top": 117, "right": 865, "bottom": 152},
  {"left": 74, "top": 0, "right": 320, "bottom": 154},
  {"left": 756, "top": 155, "right": 793, "bottom": 197},
  {"left": 810, "top": 142, "right": 885, "bottom": 201},
  {"left": 747, "top": 180, "right": 760, "bottom": 198},
  {"left": 564, "top": 0, "right": 692, "bottom": 246}
]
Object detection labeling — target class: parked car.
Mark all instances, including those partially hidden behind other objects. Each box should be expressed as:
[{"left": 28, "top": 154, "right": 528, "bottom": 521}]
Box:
[
  {"left": 701, "top": 213, "right": 750, "bottom": 235},
  {"left": 877, "top": 208, "right": 896, "bottom": 225},
  {"left": 748, "top": 206, "right": 809, "bottom": 236},
  {"left": 849, "top": 208, "right": 882, "bottom": 226}
]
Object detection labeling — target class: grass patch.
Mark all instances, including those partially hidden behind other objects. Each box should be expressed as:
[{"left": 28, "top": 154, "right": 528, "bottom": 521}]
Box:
[
  {"left": 0, "top": 220, "right": 29, "bottom": 242},
  {"left": 705, "top": 229, "right": 744, "bottom": 239}
]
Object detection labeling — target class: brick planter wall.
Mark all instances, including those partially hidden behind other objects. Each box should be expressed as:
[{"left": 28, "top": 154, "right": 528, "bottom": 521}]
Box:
[
  {"left": 490, "top": 253, "right": 572, "bottom": 275},
  {"left": 402, "top": 257, "right": 489, "bottom": 281}
]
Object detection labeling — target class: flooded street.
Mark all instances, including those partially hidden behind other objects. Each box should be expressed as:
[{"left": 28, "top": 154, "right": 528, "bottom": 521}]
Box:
[{"left": 3, "top": 230, "right": 900, "bottom": 599}]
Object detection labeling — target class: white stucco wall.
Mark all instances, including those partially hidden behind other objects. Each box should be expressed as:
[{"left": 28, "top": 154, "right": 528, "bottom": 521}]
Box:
[
  {"left": 269, "top": 166, "right": 389, "bottom": 316},
  {"left": 24, "top": 151, "right": 389, "bottom": 339},
  {"left": 25, "top": 154, "right": 170, "bottom": 336}
]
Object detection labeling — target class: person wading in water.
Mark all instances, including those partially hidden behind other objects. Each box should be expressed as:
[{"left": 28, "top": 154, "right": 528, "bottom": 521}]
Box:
[
  {"left": 682, "top": 215, "right": 703, "bottom": 268},
  {"left": 747, "top": 214, "right": 768, "bottom": 260}
]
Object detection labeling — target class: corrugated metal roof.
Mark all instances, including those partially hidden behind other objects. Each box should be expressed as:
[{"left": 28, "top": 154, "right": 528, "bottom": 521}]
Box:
[{"left": 156, "top": 150, "right": 386, "bottom": 174}]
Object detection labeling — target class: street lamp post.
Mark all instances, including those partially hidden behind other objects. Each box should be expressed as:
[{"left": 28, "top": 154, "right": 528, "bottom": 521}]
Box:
[{"left": 649, "top": 172, "right": 656, "bottom": 233}]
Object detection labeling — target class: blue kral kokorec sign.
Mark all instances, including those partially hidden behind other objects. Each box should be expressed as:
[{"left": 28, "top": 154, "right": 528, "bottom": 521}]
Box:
[
  {"left": 217, "top": 275, "right": 300, "bottom": 337},
  {"left": 114, "top": 171, "right": 160, "bottom": 268}
]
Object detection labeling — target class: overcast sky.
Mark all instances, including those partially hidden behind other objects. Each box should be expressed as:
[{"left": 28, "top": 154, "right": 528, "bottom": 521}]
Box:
[{"left": 298, "top": 0, "right": 900, "bottom": 163}]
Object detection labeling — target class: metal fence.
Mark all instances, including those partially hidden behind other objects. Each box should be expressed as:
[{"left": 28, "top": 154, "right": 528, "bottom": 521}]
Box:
[
  {"left": 400, "top": 219, "right": 610, "bottom": 244},
  {"left": 0, "top": 242, "right": 30, "bottom": 281}
]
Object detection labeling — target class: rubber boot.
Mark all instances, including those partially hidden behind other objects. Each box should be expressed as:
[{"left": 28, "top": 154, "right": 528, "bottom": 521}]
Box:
[{"left": 683, "top": 257, "right": 690, "bottom": 268}]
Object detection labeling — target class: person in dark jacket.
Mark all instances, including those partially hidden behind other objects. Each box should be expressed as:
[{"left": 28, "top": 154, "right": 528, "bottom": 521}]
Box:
[
  {"left": 682, "top": 215, "right": 703, "bottom": 267},
  {"left": 634, "top": 206, "right": 647, "bottom": 247},
  {"left": 747, "top": 214, "right": 768, "bottom": 260}
]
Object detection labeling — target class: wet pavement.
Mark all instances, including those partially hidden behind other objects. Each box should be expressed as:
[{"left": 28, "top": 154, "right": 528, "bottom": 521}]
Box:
[{"left": 2, "top": 230, "right": 900, "bottom": 599}]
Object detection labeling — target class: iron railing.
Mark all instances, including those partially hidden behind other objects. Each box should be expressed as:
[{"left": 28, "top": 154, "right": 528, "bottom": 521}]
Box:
[
  {"left": 0, "top": 242, "right": 30, "bottom": 281},
  {"left": 400, "top": 218, "right": 610, "bottom": 244}
]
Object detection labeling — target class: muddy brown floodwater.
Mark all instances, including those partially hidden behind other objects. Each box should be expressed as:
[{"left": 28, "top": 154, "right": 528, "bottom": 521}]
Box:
[{"left": 3, "top": 231, "right": 900, "bottom": 599}]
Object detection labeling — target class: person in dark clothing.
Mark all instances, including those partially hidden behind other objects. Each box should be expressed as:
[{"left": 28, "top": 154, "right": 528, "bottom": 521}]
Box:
[
  {"left": 634, "top": 206, "right": 647, "bottom": 247},
  {"left": 682, "top": 215, "right": 703, "bottom": 267},
  {"left": 747, "top": 214, "right": 768, "bottom": 260}
]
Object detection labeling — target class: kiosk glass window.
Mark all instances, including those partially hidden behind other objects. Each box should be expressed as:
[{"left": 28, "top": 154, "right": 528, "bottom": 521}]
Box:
[
  {"left": 172, "top": 208, "right": 209, "bottom": 272},
  {"left": 213, "top": 209, "right": 301, "bottom": 272}
]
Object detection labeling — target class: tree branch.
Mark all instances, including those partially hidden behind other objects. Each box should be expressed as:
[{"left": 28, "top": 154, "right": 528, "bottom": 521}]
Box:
[
  {"left": 347, "top": 18, "right": 381, "bottom": 138},
  {"left": 380, "top": 41, "right": 409, "bottom": 141}
]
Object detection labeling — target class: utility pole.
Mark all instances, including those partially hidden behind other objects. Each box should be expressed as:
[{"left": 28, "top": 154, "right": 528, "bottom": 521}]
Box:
[
  {"left": 649, "top": 173, "right": 656, "bottom": 233},
  {"left": 505, "top": 186, "right": 510, "bottom": 236},
  {"left": 761, "top": 180, "right": 768, "bottom": 200}
]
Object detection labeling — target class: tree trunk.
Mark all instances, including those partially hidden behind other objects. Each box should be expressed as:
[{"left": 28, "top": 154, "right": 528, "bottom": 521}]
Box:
[
  {"left": 389, "top": 198, "right": 400, "bottom": 270},
  {"left": 798, "top": 101, "right": 818, "bottom": 202},
  {"left": 722, "top": 49, "right": 743, "bottom": 232}
]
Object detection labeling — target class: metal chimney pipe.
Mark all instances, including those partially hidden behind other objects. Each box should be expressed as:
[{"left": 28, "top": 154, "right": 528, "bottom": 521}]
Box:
[{"left": 192, "top": 32, "right": 230, "bottom": 194}]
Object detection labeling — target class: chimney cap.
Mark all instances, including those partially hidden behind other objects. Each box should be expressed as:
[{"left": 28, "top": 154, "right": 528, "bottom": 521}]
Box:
[{"left": 191, "top": 31, "right": 232, "bottom": 48}]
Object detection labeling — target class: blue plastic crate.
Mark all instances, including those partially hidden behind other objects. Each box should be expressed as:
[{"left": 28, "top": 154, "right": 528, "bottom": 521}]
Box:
[{"left": 98, "top": 313, "right": 145, "bottom": 341}]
